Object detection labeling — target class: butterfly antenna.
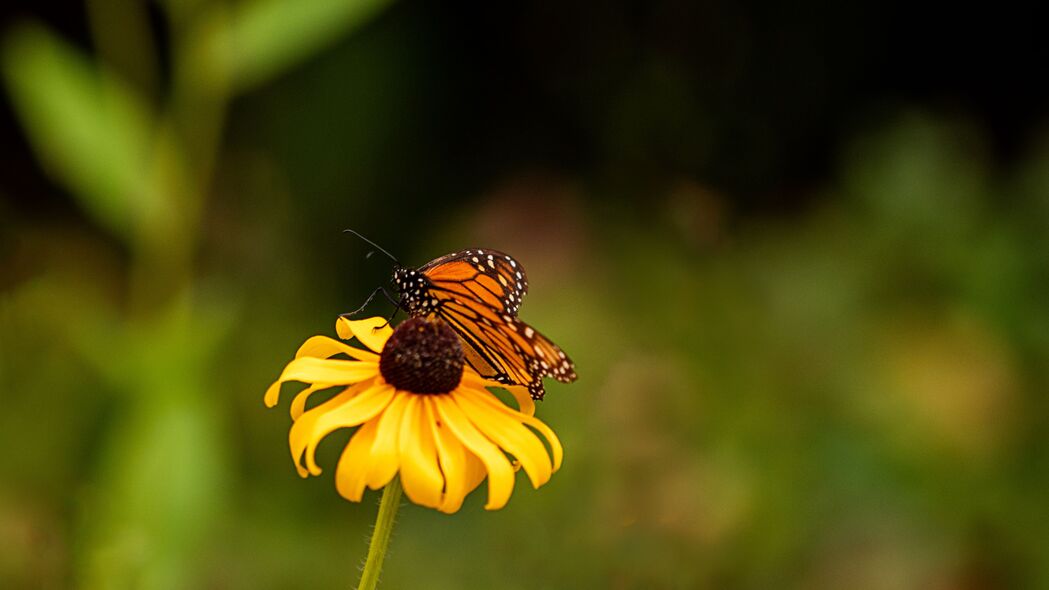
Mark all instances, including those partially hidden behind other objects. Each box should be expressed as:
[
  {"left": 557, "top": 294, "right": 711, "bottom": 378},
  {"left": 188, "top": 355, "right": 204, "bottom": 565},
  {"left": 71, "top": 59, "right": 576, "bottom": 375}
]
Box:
[{"left": 343, "top": 229, "right": 399, "bottom": 265}]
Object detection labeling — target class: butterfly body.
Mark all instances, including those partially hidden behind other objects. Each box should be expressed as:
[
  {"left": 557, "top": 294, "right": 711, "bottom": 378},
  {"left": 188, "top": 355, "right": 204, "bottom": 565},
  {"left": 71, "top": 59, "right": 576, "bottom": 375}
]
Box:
[
  {"left": 392, "top": 267, "right": 439, "bottom": 315},
  {"left": 392, "top": 248, "right": 575, "bottom": 400}
]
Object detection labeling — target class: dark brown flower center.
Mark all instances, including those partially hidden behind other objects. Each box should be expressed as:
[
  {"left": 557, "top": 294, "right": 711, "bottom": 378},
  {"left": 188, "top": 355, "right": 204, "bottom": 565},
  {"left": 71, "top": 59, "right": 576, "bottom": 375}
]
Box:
[{"left": 379, "top": 317, "right": 465, "bottom": 394}]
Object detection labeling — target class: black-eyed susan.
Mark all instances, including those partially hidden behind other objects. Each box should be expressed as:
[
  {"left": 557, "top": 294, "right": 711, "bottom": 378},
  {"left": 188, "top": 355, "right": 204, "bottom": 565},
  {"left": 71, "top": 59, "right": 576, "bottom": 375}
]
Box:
[{"left": 264, "top": 316, "right": 563, "bottom": 514}]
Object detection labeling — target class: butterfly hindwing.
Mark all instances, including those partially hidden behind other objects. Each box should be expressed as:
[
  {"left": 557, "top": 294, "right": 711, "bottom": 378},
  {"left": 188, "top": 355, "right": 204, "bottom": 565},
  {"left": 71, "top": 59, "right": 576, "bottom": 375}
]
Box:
[{"left": 435, "top": 297, "right": 575, "bottom": 400}]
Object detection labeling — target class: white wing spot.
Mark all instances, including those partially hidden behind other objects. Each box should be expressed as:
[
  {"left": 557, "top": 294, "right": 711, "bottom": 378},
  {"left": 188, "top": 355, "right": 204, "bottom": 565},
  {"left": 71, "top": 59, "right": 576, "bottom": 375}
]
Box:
[
  {"left": 524, "top": 327, "right": 534, "bottom": 337},
  {"left": 487, "top": 259, "right": 495, "bottom": 268},
  {"left": 472, "top": 256, "right": 479, "bottom": 263}
]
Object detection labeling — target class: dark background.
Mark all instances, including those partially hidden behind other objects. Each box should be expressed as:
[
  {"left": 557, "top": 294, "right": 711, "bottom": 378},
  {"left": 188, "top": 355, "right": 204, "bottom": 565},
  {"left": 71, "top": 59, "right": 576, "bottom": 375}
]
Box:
[{"left": 2, "top": 1, "right": 1047, "bottom": 588}]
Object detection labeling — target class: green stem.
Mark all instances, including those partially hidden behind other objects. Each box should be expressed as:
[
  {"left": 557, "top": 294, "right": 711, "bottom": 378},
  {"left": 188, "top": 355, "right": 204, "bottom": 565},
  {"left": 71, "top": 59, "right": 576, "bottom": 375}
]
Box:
[{"left": 357, "top": 477, "right": 403, "bottom": 590}]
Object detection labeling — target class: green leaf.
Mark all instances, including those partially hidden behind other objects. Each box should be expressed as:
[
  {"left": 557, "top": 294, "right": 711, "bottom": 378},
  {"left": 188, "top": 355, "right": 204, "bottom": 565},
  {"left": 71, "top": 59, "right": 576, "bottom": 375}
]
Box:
[
  {"left": 206, "top": 0, "right": 394, "bottom": 92},
  {"left": 2, "top": 23, "right": 153, "bottom": 239}
]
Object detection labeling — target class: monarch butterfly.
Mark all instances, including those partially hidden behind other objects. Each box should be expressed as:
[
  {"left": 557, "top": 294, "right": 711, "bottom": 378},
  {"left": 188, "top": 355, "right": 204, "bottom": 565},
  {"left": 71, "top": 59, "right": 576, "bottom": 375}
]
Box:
[{"left": 345, "top": 232, "right": 577, "bottom": 400}]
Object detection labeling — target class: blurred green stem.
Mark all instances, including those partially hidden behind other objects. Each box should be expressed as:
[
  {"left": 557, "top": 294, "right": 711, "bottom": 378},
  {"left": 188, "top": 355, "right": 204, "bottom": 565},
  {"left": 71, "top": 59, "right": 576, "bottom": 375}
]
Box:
[
  {"left": 126, "top": 5, "right": 232, "bottom": 319},
  {"left": 357, "top": 477, "right": 403, "bottom": 590},
  {"left": 86, "top": 0, "right": 159, "bottom": 99}
]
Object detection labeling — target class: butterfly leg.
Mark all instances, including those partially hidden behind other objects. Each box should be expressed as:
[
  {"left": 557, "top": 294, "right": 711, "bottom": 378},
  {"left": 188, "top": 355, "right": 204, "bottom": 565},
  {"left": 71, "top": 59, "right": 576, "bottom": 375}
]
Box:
[
  {"left": 374, "top": 288, "right": 403, "bottom": 329},
  {"left": 376, "top": 307, "right": 400, "bottom": 329},
  {"left": 340, "top": 286, "right": 386, "bottom": 319}
]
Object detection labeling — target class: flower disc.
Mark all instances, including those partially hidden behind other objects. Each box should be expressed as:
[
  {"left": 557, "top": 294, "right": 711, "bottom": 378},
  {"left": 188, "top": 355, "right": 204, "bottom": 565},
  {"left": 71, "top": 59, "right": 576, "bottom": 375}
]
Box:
[{"left": 379, "top": 317, "right": 465, "bottom": 394}]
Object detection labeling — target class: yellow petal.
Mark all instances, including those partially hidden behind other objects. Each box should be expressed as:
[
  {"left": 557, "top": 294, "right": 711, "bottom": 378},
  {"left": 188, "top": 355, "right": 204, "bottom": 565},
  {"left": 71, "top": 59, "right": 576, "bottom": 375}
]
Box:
[
  {"left": 453, "top": 387, "right": 552, "bottom": 488},
  {"left": 335, "top": 419, "right": 380, "bottom": 502},
  {"left": 505, "top": 385, "right": 535, "bottom": 416},
  {"left": 463, "top": 451, "right": 487, "bottom": 496},
  {"left": 425, "top": 397, "right": 470, "bottom": 513},
  {"left": 398, "top": 396, "right": 444, "bottom": 509},
  {"left": 290, "top": 381, "right": 392, "bottom": 476},
  {"left": 364, "top": 391, "right": 409, "bottom": 490},
  {"left": 433, "top": 395, "right": 514, "bottom": 510},
  {"left": 289, "top": 383, "right": 331, "bottom": 420},
  {"left": 461, "top": 371, "right": 501, "bottom": 390},
  {"left": 265, "top": 357, "right": 378, "bottom": 406},
  {"left": 459, "top": 374, "right": 536, "bottom": 417},
  {"left": 458, "top": 385, "right": 563, "bottom": 471},
  {"left": 289, "top": 376, "right": 375, "bottom": 421},
  {"left": 337, "top": 316, "right": 393, "bottom": 353},
  {"left": 460, "top": 371, "right": 488, "bottom": 387},
  {"left": 295, "top": 335, "right": 378, "bottom": 362},
  {"left": 264, "top": 381, "right": 284, "bottom": 408}
]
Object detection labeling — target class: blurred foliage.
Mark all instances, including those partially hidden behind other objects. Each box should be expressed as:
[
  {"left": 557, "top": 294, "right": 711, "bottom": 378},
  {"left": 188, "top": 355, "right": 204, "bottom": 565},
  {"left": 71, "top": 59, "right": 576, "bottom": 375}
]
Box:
[
  {"left": 1, "top": 1, "right": 1048, "bottom": 589},
  {"left": 2, "top": 24, "right": 153, "bottom": 238}
]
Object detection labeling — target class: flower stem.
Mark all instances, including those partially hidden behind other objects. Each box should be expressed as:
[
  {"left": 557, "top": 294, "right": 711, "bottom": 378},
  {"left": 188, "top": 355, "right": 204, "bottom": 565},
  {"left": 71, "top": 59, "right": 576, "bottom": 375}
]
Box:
[{"left": 357, "top": 477, "right": 403, "bottom": 590}]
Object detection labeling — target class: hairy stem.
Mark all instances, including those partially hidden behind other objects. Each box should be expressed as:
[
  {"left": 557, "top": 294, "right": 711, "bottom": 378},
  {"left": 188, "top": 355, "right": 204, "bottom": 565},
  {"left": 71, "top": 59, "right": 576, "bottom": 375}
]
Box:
[{"left": 357, "top": 477, "right": 403, "bottom": 590}]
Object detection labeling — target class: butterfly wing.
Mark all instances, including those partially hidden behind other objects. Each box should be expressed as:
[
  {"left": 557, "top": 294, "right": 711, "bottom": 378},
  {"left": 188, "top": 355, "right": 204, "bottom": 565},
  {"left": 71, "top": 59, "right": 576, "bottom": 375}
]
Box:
[
  {"left": 419, "top": 248, "right": 527, "bottom": 315},
  {"left": 435, "top": 295, "right": 576, "bottom": 400},
  {"left": 408, "top": 249, "right": 574, "bottom": 399}
]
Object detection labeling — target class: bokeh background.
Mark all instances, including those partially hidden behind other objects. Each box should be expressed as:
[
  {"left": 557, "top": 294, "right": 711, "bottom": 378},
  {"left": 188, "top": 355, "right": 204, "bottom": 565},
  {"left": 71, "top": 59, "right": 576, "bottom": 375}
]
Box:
[{"left": 2, "top": 1, "right": 1048, "bottom": 588}]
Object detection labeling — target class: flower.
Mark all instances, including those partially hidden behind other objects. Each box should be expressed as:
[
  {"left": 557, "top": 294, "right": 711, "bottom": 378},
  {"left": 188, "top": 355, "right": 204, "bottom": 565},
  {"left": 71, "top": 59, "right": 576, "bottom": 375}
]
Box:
[{"left": 264, "top": 316, "right": 563, "bottom": 513}]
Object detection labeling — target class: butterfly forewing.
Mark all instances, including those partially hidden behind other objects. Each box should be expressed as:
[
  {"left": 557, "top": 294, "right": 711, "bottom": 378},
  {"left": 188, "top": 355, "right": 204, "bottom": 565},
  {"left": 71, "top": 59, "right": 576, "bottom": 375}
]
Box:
[{"left": 420, "top": 248, "right": 527, "bottom": 315}]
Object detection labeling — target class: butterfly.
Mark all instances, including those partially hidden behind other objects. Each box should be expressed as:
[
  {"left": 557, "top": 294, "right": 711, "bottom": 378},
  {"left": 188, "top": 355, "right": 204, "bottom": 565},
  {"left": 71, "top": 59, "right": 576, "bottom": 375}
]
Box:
[{"left": 389, "top": 248, "right": 576, "bottom": 400}]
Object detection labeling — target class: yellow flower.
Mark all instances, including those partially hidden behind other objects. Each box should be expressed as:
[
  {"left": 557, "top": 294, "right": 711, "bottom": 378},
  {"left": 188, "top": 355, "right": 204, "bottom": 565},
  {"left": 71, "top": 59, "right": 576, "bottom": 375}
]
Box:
[{"left": 264, "top": 316, "right": 563, "bottom": 513}]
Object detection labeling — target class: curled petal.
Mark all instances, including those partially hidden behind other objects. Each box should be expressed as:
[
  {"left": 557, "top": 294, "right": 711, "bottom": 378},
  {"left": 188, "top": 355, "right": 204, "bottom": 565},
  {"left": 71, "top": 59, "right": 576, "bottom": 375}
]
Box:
[
  {"left": 289, "top": 377, "right": 373, "bottom": 422},
  {"left": 335, "top": 420, "right": 380, "bottom": 502},
  {"left": 337, "top": 316, "right": 393, "bottom": 353},
  {"left": 505, "top": 385, "right": 536, "bottom": 416},
  {"left": 460, "top": 374, "right": 535, "bottom": 416},
  {"left": 295, "top": 335, "right": 378, "bottom": 362},
  {"left": 290, "top": 381, "right": 393, "bottom": 476},
  {"left": 425, "top": 397, "right": 471, "bottom": 513},
  {"left": 398, "top": 396, "right": 444, "bottom": 509},
  {"left": 264, "top": 382, "right": 283, "bottom": 408},
  {"left": 289, "top": 383, "right": 330, "bottom": 420},
  {"left": 434, "top": 395, "right": 514, "bottom": 510},
  {"left": 265, "top": 357, "right": 378, "bottom": 407},
  {"left": 365, "top": 392, "right": 410, "bottom": 490},
  {"left": 453, "top": 388, "right": 552, "bottom": 488},
  {"left": 463, "top": 450, "right": 487, "bottom": 499},
  {"left": 457, "top": 385, "right": 562, "bottom": 471}
]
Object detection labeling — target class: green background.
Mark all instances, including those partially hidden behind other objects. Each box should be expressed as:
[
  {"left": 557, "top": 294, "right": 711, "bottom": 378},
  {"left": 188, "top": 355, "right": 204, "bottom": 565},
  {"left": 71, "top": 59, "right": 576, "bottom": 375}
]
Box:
[{"left": 2, "top": 1, "right": 1047, "bottom": 588}]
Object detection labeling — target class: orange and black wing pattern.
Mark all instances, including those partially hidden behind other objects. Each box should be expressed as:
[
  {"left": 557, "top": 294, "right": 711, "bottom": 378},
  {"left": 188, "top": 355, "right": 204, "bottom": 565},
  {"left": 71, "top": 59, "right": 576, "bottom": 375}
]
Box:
[
  {"left": 394, "top": 248, "right": 576, "bottom": 399},
  {"left": 435, "top": 290, "right": 576, "bottom": 400},
  {"left": 418, "top": 248, "right": 527, "bottom": 315}
]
